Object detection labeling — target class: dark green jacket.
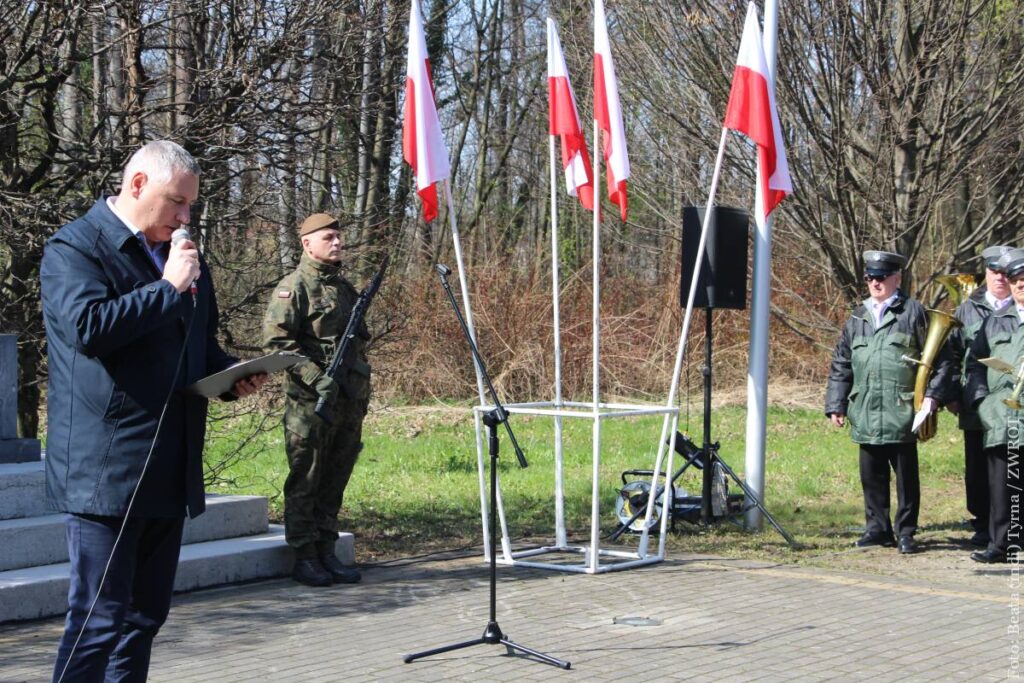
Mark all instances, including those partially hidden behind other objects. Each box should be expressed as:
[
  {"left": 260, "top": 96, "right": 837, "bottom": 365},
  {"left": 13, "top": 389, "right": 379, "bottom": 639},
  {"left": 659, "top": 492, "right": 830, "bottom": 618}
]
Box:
[
  {"left": 947, "top": 286, "right": 998, "bottom": 431},
  {"left": 965, "top": 304, "right": 1024, "bottom": 449},
  {"left": 825, "top": 291, "right": 954, "bottom": 445},
  {"left": 262, "top": 254, "right": 371, "bottom": 405}
]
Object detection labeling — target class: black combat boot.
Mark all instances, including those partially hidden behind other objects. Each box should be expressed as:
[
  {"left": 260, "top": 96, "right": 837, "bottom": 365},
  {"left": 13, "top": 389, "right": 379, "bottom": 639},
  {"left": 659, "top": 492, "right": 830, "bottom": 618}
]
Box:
[
  {"left": 317, "top": 539, "right": 361, "bottom": 584},
  {"left": 293, "top": 544, "right": 332, "bottom": 586}
]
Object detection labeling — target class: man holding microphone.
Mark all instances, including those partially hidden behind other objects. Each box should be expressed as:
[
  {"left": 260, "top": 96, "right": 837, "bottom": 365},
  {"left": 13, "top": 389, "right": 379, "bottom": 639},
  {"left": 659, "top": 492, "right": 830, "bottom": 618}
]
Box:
[{"left": 40, "top": 140, "right": 265, "bottom": 681}]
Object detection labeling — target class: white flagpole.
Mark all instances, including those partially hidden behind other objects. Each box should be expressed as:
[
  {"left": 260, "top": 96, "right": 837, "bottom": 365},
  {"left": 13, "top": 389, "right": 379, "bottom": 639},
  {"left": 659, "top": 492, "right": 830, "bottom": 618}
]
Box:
[
  {"left": 589, "top": 115, "right": 602, "bottom": 573},
  {"left": 443, "top": 179, "right": 507, "bottom": 559},
  {"left": 744, "top": 0, "right": 780, "bottom": 530},
  {"left": 636, "top": 128, "right": 730, "bottom": 553},
  {"left": 547, "top": 20, "right": 567, "bottom": 549}
]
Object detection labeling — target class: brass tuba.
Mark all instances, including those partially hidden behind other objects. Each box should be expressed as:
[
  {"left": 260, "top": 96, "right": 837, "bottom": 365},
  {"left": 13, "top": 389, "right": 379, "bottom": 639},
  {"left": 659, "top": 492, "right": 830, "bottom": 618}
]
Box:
[{"left": 904, "top": 274, "right": 978, "bottom": 442}]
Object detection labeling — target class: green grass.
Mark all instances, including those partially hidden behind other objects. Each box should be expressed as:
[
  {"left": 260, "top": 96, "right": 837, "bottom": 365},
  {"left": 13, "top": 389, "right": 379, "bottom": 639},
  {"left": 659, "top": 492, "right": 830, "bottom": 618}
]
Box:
[{"left": 203, "top": 402, "right": 970, "bottom": 564}]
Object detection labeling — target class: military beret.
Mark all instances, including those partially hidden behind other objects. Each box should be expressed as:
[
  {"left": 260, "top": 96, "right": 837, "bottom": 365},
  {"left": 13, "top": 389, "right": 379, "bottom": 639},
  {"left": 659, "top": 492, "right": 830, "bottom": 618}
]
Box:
[
  {"left": 862, "top": 250, "right": 906, "bottom": 277},
  {"left": 983, "top": 245, "right": 1016, "bottom": 271},
  {"left": 997, "top": 247, "right": 1024, "bottom": 279},
  {"left": 298, "top": 213, "right": 340, "bottom": 237}
]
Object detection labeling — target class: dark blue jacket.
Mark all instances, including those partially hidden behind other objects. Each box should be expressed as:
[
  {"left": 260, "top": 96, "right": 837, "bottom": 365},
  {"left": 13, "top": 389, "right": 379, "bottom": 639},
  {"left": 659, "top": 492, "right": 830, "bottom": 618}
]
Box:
[{"left": 40, "top": 199, "right": 237, "bottom": 518}]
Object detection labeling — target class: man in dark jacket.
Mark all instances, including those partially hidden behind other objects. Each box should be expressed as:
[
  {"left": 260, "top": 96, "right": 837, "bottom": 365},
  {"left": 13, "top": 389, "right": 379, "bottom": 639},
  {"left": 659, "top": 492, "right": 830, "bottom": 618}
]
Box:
[
  {"left": 826, "top": 250, "right": 954, "bottom": 555},
  {"left": 40, "top": 140, "right": 265, "bottom": 681},
  {"left": 946, "top": 245, "right": 1014, "bottom": 547},
  {"left": 965, "top": 248, "right": 1024, "bottom": 563}
]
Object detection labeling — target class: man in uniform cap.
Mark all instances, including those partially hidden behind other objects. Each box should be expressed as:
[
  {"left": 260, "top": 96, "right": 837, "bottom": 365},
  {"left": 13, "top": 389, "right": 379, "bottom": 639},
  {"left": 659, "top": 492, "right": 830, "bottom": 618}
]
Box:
[
  {"left": 965, "top": 247, "right": 1024, "bottom": 562},
  {"left": 263, "top": 213, "right": 371, "bottom": 585},
  {"left": 945, "top": 244, "right": 1015, "bottom": 547},
  {"left": 826, "top": 250, "right": 954, "bottom": 554}
]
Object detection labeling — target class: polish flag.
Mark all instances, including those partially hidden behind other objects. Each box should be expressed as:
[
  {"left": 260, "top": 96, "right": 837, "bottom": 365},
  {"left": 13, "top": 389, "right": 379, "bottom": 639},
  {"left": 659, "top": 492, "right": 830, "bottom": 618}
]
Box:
[
  {"left": 593, "top": 0, "right": 630, "bottom": 222},
  {"left": 548, "top": 19, "right": 594, "bottom": 212},
  {"left": 402, "top": 0, "right": 450, "bottom": 223},
  {"left": 723, "top": 2, "right": 792, "bottom": 218}
]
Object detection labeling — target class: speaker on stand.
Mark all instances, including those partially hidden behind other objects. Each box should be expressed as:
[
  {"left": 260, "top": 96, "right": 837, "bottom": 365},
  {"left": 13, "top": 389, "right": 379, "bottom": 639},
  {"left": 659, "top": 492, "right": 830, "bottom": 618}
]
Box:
[{"left": 680, "top": 206, "right": 748, "bottom": 522}]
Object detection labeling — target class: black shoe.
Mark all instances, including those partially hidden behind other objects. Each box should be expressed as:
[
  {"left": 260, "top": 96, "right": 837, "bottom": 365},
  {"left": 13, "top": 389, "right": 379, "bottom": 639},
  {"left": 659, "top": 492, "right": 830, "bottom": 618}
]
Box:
[
  {"left": 968, "top": 531, "right": 990, "bottom": 547},
  {"left": 293, "top": 558, "right": 333, "bottom": 586},
  {"left": 319, "top": 553, "right": 362, "bottom": 584},
  {"left": 970, "top": 549, "right": 1008, "bottom": 564},
  {"left": 855, "top": 532, "right": 896, "bottom": 548},
  {"left": 898, "top": 536, "right": 917, "bottom": 554}
]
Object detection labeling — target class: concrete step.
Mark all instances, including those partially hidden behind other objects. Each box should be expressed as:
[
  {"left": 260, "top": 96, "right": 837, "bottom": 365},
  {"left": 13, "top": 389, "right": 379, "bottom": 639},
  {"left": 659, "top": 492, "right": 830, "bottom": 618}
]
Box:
[
  {"left": 0, "top": 495, "right": 270, "bottom": 571},
  {"left": 0, "top": 461, "right": 47, "bottom": 520},
  {"left": 0, "top": 526, "right": 356, "bottom": 623}
]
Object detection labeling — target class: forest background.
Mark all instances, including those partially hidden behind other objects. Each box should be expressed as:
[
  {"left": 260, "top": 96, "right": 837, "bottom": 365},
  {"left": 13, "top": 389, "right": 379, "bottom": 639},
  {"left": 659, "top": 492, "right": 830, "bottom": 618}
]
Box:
[{"left": 2, "top": 0, "right": 1023, "bottom": 443}]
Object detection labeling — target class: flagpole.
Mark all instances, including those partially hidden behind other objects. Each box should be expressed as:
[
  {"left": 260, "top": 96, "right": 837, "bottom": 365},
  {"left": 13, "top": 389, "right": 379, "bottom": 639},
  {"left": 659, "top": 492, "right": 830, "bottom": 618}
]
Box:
[
  {"left": 589, "top": 115, "right": 602, "bottom": 573},
  {"left": 444, "top": 178, "right": 506, "bottom": 560},
  {"left": 744, "top": 0, "right": 780, "bottom": 531},
  {"left": 635, "top": 128, "right": 730, "bottom": 553},
  {"left": 548, "top": 24, "right": 568, "bottom": 549}
]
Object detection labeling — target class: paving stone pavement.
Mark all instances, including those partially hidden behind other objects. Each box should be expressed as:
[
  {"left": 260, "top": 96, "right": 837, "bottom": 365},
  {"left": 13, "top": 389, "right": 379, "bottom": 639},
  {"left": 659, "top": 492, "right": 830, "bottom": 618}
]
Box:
[{"left": 0, "top": 549, "right": 1015, "bottom": 682}]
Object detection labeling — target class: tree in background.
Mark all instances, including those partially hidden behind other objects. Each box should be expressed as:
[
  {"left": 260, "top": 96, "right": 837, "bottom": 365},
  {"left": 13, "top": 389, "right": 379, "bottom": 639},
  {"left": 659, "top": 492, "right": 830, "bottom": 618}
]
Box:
[{"left": 3, "top": 0, "right": 1024, "bottom": 435}]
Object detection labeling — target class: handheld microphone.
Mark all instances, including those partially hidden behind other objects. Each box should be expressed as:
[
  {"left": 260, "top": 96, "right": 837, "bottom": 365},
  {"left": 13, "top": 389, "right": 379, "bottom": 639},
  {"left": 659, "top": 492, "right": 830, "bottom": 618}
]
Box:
[
  {"left": 170, "top": 228, "right": 199, "bottom": 298},
  {"left": 435, "top": 263, "right": 452, "bottom": 277}
]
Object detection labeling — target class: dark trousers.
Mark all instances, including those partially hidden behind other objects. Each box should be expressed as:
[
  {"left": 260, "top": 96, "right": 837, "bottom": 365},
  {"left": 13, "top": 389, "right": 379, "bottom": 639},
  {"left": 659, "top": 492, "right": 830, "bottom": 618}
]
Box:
[
  {"left": 283, "top": 395, "right": 367, "bottom": 551},
  {"left": 859, "top": 443, "right": 920, "bottom": 538},
  {"left": 52, "top": 514, "right": 185, "bottom": 683},
  {"left": 986, "top": 445, "right": 1021, "bottom": 555},
  {"left": 964, "top": 429, "right": 989, "bottom": 534}
]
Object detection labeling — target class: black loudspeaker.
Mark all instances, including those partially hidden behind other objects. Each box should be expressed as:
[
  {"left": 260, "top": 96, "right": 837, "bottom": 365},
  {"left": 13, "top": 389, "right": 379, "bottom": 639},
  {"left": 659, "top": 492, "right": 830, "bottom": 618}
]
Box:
[{"left": 680, "top": 206, "right": 750, "bottom": 310}]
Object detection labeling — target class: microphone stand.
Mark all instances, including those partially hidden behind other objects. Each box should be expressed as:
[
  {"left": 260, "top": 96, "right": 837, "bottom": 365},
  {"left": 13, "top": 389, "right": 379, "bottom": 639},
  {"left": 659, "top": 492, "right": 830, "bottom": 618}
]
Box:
[{"left": 404, "top": 264, "right": 570, "bottom": 670}]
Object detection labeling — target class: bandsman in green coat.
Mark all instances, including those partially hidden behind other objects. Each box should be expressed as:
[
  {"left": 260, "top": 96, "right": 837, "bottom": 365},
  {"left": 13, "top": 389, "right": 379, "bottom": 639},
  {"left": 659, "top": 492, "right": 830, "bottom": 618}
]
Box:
[
  {"left": 263, "top": 213, "right": 371, "bottom": 586},
  {"left": 825, "top": 250, "right": 954, "bottom": 555},
  {"left": 945, "top": 244, "right": 1015, "bottom": 548},
  {"left": 964, "top": 248, "right": 1024, "bottom": 563}
]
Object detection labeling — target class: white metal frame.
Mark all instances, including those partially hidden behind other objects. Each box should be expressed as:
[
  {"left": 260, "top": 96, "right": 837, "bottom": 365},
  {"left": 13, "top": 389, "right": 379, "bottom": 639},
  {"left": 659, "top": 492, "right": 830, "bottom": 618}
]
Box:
[{"left": 474, "top": 400, "right": 680, "bottom": 574}]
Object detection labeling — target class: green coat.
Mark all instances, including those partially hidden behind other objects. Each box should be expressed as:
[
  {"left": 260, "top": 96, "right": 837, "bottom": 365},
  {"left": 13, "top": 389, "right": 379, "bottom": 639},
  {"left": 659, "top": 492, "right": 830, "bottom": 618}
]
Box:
[
  {"left": 825, "top": 292, "right": 953, "bottom": 445},
  {"left": 947, "top": 286, "right": 997, "bottom": 431},
  {"left": 965, "top": 304, "right": 1024, "bottom": 449},
  {"left": 262, "top": 254, "right": 371, "bottom": 409}
]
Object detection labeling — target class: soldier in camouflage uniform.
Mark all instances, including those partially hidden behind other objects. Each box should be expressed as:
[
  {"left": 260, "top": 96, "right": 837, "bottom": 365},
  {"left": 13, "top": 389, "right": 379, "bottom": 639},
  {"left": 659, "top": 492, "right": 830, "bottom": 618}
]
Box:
[
  {"left": 263, "top": 213, "right": 371, "bottom": 586},
  {"left": 825, "top": 250, "right": 954, "bottom": 555},
  {"left": 945, "top": 245, "right": 1014, "bottom": 548}
]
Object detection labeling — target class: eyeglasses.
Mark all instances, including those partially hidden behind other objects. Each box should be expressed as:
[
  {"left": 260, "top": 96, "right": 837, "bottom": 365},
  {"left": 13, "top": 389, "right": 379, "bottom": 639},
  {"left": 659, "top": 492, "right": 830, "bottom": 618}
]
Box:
[{"left": 863, "top": 274, "right": 892, "bottom": 283}]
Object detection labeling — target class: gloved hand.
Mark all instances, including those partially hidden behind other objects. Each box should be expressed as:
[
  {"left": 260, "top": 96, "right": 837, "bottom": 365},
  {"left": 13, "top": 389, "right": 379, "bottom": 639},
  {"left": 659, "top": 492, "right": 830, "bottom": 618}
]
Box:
[{"left": 314, "top": 374, "right": 339, "bottom": 406}]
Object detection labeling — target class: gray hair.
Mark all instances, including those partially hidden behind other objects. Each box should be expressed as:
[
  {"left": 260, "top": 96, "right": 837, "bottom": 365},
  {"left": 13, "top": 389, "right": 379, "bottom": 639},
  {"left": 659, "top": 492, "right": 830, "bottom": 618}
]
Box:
[{"left": 121, "top": 140, "right": 200, "bottom": 188}]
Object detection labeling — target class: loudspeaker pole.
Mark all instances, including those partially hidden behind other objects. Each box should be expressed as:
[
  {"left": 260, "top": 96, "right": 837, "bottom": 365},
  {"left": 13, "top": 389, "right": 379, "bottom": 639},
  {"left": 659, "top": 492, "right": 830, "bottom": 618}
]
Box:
[{"left": 701, "top": 308, "right": 715, "bottom": 522}]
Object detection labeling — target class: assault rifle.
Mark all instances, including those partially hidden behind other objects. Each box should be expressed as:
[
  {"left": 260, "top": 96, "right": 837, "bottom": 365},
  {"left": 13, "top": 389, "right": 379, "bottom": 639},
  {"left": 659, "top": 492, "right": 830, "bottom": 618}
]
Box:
[{"left": 314, "top": 254, "right": 390, "bottom": 421}]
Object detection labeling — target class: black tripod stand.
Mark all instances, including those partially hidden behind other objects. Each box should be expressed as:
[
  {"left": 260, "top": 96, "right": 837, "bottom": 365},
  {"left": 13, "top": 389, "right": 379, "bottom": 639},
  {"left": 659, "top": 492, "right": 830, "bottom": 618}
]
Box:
[
  {"left": 608, "top": 310, "right": 798, "bottom": 548},
  {"left": 696, "top": 309, "right": 798, "bottom": 547},
  {"left": 403, "top": 264, "right": 570, "bottom": 670}
]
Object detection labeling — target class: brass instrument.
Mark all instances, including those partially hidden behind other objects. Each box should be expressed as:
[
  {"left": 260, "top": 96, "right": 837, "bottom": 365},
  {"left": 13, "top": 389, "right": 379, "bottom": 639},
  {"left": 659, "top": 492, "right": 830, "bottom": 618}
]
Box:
[
  {"left": 979, "top": 357, "right": 1024, "bottom": 410},
  {"left": 935, "top": 273, "right": 982, "bottom": 301},
  {"left": 1008, "top": 365, "right": 1024, "bottom": 410},
  {"left": 903, "top": 273, "right": 977, "bottom": 442},
  {"left": 904, "top": 310, "right": 961, "bottom": 441}
]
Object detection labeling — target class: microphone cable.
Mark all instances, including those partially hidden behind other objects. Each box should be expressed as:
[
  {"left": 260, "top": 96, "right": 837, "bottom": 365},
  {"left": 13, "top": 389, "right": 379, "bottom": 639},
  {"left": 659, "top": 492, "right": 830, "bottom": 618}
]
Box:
[{"left": 56, "top": 283, "right": 199, "bottom": 683}]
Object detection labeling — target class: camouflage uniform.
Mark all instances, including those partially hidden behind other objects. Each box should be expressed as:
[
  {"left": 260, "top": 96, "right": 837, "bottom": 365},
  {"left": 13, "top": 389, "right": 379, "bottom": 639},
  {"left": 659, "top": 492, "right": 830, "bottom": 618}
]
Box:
[{"left": 263, "top": 253, "right": 371, "bottom": 555}]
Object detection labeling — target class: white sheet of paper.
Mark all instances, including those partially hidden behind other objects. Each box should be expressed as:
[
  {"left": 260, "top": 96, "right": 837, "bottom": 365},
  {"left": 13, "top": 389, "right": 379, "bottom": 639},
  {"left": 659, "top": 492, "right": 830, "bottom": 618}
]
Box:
[{"left": 911, "top": 405, "right": 932, "bottom": 433}]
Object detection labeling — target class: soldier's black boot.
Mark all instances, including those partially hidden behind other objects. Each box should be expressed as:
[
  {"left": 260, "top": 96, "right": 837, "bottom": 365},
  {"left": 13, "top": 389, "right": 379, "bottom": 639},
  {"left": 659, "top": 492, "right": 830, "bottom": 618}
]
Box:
[
  {"left": 317, "top": 540, "right": 361, "bottom": 584},
  {"left": 293, "top": 545, "right": 332, "bottom": 586}
]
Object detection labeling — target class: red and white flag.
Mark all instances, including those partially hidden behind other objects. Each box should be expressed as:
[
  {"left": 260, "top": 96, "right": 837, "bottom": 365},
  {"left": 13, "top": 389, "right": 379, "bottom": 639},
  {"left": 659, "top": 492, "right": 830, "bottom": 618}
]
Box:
[
  {"left": 548, "top": 19, "right": 594, "bottom": 212},
  {"left": 723, "top": 2, "right": 792, "bottom": 218},
  {"left": 593, "top": 0, "right": 630, "bottom": 222},
  {"left": 402, "top": 0, "right": 450, "bottom": 223}
]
